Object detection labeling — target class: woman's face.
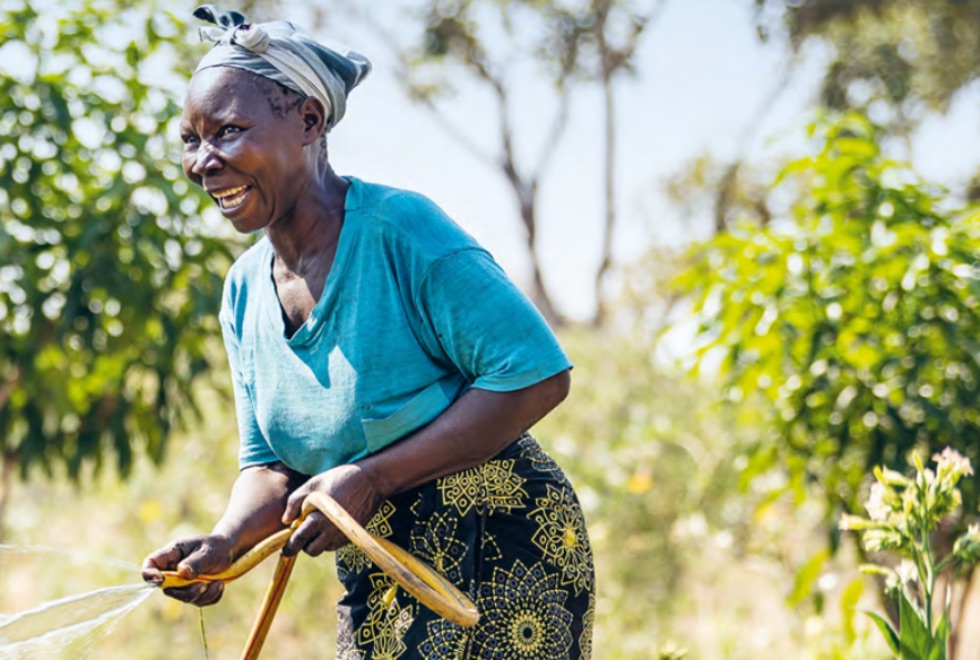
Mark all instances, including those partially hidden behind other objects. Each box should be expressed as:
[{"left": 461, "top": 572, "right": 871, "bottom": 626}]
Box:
[{"left": 180, "top": 67, "right": 312, "bottom": 233}]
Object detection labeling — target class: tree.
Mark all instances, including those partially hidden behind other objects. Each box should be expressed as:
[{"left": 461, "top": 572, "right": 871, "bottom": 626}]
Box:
[
  {"left": 669, "top": 112, "right": 980, "bottom": 640},
  {"left": 0, "top": 0, "right": 234, "bottom": 525},
  {"left": 336, "top": 0, "right": 662, "bottom": 325},
  {"left": 671, "top": 111, "right": 979, "bottom": 538},
  {"left": 675, "top": 1, "right": 980, "bottom": 241},
  {"left": 755, "top": 0, "right": 980, "bottom": 137},
  {"left": 336, "top": 0, "right": 575, "bottom": 324},
  {"left": 541, "top": 0, "right": 667, "bottom": 325}
]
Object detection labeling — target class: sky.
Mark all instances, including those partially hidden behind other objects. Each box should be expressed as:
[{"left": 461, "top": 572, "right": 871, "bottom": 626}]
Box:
[
  {"left": 301, "top": 0, "right": 980, "bottom": 322},
  {"left": 12, "top": 0, "right": 980, "bottom": 322},
  {"left": 323, "top": 0, "right": 825, "bottom": 321},
  {"left": 304, "top": 0, "right": 980, "bottom": 318}
]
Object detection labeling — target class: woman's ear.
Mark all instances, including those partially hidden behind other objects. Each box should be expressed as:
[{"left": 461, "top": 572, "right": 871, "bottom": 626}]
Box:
[{"left": 299, "top": 97, "right": 327, "bottom": 146}]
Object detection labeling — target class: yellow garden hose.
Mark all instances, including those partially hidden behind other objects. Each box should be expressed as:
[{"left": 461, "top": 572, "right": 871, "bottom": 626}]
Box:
[{"left": 157, "top": 492, "right": 480, "bottom": 659}]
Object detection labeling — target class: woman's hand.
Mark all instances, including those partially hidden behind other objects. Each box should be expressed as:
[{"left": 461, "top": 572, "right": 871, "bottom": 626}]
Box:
[
  {"left": 281, "top": 464, "right": 385, "bottom": 557},
  {"left": 141, "top": 534, "right": 236, "bottom": 607}
]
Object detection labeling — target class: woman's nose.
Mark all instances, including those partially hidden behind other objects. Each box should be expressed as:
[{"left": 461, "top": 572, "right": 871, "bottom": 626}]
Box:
[{"left": 191, "top": 142, "right": 223, "bottom": 177}]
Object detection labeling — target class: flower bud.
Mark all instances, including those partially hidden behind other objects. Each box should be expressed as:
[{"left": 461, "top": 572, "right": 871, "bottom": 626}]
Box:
[
  {"left": 839, "top": 513, "right": 877, "bottom": 531},
  {"left": 874, "top": 465, "right": 910, "bottom": 487}
]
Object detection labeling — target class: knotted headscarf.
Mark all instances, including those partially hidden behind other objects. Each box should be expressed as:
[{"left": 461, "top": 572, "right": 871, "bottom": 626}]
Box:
[{"left": 192, "top": 5, "right": 371, "bottom": 133}]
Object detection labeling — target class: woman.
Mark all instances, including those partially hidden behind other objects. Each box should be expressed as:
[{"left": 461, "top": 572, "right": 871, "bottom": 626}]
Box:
[{"left": 142, "top": 6, "right": 595, "bottom": 658}]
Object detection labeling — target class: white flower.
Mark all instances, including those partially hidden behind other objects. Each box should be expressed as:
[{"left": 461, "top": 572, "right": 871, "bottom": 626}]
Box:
[
  {"left": 863, "top": 529, "right": 902, "bottom": 553},
  {"left": 866, "top": 483, "right": 892, "bottom": 522},
  {"left": 895, "top": 560, "right": 918, "bottom": 585},
  {"left": 933, "top": 447, "right": 974, "bottom": 482}
]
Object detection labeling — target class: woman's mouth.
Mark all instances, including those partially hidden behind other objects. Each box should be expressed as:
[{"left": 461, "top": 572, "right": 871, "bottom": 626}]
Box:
[{"left": 212, "top": 185, "right": 251, "bottom": 210}]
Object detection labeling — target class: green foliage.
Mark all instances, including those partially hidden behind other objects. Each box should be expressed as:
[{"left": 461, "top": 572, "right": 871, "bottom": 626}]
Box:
[
  {"left": 841, "top": 449, "right": 980, "bottom": 658},
  {"left": 671, "top": 113, "right": 980, "bottom": 521},
  {"left": 757, "top": 0, "right": 980, "bottom": 131},
  {"left": 535, "top": 329, "right": 760, "bottom": 655},
  {"left": 0, "top": 330, "right": 885, "bottom": 658},
  {"left": 0, "top": 0, "right": 234, "bottom": 479}
]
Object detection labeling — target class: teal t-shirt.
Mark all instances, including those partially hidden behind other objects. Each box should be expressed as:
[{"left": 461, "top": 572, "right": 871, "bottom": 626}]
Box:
[{"left": 219, "top": 177, "right": 572, "bottom": 476}]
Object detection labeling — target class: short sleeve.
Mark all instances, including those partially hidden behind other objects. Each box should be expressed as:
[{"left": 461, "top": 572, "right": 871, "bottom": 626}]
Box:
[
  {"left": 415, "top": 248, "right": 572, "bottom": 391},
  {"left": 220, "top": 285, "right": 279, "bottom": 470}
]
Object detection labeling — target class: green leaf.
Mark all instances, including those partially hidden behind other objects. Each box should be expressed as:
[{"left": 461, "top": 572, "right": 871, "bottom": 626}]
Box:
[
  {"left": 898, "top": 590, "right": 932, "bottom": 659},
  {"left": 788, "top": 549, "right": 830, "bottom": 607},
  {"left": 862, "top": 610, "right": 900, "bottom": 656},
  {"left": 927, "top": 610, "right": 950, "bottom": 660},
  {"left": 840, "top": 577, "right": 864, "bottom": 644}
]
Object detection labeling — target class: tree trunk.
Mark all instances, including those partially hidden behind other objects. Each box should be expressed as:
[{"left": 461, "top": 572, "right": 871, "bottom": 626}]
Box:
[
  {"left": 519, "top": 198, "right": 565, "bottom": 327},
  {"left": 592, "top": 60, "right": 617, "bottom": 327},
  {"left": 714, "top": 162, "right": 740, "bottom": 235}
]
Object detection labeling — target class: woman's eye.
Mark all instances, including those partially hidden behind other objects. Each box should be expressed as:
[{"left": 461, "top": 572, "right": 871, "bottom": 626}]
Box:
[
  {"left": 181, "top": 134, "right": 199, "bottom": 146},
  {"left": 218, "top": 125, "right": 242, "bottom": 138}
]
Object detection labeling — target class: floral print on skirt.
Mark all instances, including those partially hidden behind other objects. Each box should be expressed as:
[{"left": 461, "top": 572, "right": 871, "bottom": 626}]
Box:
[{"left": 335, "top": 434, "right": 596, "bottom": 659}]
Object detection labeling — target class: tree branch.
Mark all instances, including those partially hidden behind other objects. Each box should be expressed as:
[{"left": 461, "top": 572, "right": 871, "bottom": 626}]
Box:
[
  {"left": 713, "top": 56, "right": 799, "bottom": 234},
  {"left": 532, "top": 81, "right": 573, "bottom": 184},
  {"left": 630, "top": 0, "right": 670, "bottom": 54},
  {"left": 334, "top": 0, "right": 501, "bottom": 169},
  {"left": 331, "top": 0, "right": 566, "bottom": 325}
]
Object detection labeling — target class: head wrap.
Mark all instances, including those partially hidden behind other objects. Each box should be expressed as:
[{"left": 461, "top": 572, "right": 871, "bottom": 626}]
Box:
[{"left": 192, "top": 5, "right": 371, "bottom": 133}]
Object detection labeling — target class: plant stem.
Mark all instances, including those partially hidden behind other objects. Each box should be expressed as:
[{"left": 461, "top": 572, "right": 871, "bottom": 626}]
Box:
[{"left": 923, "top": 529, "right": 935, "bottom": 632}]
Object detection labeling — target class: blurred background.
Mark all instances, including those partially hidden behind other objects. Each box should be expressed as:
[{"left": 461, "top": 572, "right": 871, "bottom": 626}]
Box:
[{"left": 0, "top": 0, "right": 979, "bottom": 657}]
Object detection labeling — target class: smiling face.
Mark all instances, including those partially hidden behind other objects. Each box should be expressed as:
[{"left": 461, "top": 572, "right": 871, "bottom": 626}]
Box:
[{"left": 180, "top": 67, "right": 320, "bottom": 233}]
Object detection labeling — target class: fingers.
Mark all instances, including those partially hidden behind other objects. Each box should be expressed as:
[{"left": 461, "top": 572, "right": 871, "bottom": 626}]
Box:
[
  {"left": 141, "top": 567, "right": 163, "bottom": 586},
  {"left": 282, "top": 482, "right": 311, "bottom": 525},
  {"left": 141, "top": 556, "right": 164, "bottom": 585},
  {"left": 163, "top": 580, "right": 225, "bottom": 607},
  {"left": 282, "top": 512, "right": 318, "bottom": 556},
  {"left": 282, "top": 511, "right": 344, "bottom": 557},
  {"left": 177, "top": 543, "right": 215, "bottom": 579},
  {"left": 142, "top": 535, "right": 233, "bottom": 593},
  {"left": 142, "top": 543, "right": 185, "bottom": 574},
  {"left": 141, "top": 538, "right": 197, "bottom": 585},
  {"left": 163, "top": 582, "right": 207, "bottom": 603},
  {"left": 197, "top": 581, "right": 225, "bottom": 607},
  {"left": 302, "top": 529, "right": 333, "bottom": 557},
  {"left": 178, "top": 535, "right": 235, "bottom": 578}
]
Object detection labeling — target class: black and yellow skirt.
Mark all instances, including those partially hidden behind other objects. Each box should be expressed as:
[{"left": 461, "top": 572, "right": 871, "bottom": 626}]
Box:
[{"left": 334, "top": 434, "right": 596, "bottom": 659}]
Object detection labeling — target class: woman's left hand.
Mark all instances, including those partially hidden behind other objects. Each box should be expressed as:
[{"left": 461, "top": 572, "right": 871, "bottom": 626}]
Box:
[{"left": 280, "top": 463, "right": 385, "bottom": 557}]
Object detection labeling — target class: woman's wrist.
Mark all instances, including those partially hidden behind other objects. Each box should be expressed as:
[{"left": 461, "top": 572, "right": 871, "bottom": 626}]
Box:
[
  {"left": 356, "top": 455, "right": 397, "bottom": 501},
  {"left": 208, "top": 526, "right": 243, "bottom": 556}
]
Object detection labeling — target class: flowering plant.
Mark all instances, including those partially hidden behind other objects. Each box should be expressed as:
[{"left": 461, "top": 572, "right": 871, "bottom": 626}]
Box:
[{"left": 839, "top": 448, "right": 980, "bottom": 659}]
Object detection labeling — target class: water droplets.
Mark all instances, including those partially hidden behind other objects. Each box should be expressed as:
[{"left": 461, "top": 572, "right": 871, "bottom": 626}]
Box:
[{"left": 0, "top": 584, "right": 154, "bottom": 659}]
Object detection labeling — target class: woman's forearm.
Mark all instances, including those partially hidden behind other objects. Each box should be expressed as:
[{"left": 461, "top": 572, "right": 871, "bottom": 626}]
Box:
[
  {"left": 212, "top": 462, "right": 305, "bottom": 555},
  {"left": 356, "top": 370, "right": 571, "bottom": 499}
]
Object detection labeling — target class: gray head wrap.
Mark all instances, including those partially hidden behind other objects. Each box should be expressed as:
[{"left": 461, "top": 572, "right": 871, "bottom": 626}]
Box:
[{"left": 192, "top": 5, "right": 371, "bottom": 133}]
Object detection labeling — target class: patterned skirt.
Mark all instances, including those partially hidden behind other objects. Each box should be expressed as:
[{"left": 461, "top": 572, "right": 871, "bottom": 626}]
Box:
[{"left": 335, "top": 434, "right": 596, "bottom": 659}]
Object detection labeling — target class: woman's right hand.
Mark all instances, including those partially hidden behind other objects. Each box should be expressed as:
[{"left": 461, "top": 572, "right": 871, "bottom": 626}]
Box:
[{"left": 141, "top": 534, "right": 236, "bottom": 607}]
